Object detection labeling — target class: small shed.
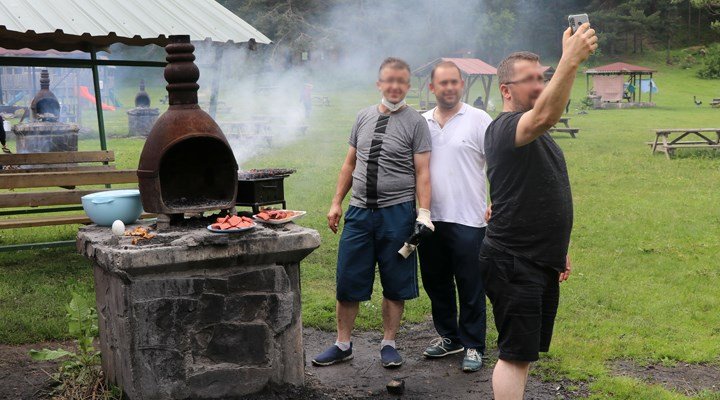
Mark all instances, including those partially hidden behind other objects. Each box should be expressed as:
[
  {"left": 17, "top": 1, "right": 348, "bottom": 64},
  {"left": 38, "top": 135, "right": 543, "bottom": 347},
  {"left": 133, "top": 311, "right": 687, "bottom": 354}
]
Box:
[
  {"left": 412, "top": 57, "right": 496, "bottom": 111},
  {"left": 585, "top": 62, "right": 657, "bottom": 108}
]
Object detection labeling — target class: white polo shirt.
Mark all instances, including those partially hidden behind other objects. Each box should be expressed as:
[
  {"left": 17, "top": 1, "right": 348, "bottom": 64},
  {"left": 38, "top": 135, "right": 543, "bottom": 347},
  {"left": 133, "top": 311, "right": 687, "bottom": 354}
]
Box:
[{"left": 423, "top": 103, "right": 492, "bottom": 228}]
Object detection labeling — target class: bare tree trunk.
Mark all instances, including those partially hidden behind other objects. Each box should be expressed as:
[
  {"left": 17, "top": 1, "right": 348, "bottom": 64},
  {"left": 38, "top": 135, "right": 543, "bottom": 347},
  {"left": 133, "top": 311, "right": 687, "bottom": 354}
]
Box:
[
  {"left": 640, "top": 35, "right": 644, "bottom": 53},
  {"left": 633, "top": 33, "right": 637, "bottom": 53},
  {"left": 625, "top": 32, "right": 628, "bottom": 53},
  {"left": 689, "top": 0, "right": 692, "bottom": 42},
  {"left": 698, "top": 7, "right": 702, "bottom": 41}
]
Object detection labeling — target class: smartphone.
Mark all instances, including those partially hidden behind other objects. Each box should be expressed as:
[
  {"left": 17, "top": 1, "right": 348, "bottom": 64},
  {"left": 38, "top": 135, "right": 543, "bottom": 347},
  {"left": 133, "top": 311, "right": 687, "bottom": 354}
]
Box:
[{"left": 568, "top": 13, "right": 589, "bottom": 34}]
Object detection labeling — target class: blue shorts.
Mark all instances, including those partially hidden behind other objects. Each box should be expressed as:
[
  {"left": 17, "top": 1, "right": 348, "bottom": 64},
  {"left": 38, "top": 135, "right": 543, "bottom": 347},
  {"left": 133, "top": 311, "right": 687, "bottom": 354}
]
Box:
[{"left": 336, "top": 201, "right": 419, "bottom": 302}]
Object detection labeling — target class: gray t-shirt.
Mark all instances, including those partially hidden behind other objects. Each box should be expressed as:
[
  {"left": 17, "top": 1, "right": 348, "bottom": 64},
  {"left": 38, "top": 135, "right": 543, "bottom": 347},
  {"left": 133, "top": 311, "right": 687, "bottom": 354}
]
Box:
[{"left": 348, "top": 105, "right": 431, "bottom": 208}]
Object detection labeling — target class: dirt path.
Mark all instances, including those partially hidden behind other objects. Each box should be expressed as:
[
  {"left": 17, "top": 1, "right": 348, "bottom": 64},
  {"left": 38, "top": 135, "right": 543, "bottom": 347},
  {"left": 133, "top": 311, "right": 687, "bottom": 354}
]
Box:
[
  {"left": 302, "top": 320, "right": 588, "bottom": 400},
  {"left": 613, "top": 360, "right": 720, "bottom": 397},
  {"left": 0, "top": 322, "right": 590, "bottom": 400},
  {"left": 5, "top": 324, "right": 720, "bottom": 399},
  {"left": 0, "top": 340, "right": 74, "bottom": 400}
]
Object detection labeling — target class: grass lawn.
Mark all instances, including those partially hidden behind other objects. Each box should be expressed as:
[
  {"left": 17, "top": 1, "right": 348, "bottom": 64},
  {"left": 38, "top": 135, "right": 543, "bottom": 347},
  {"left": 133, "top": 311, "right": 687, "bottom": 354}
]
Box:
[{"left": 1, "top": 54, "right": 720, "bottom": 399}]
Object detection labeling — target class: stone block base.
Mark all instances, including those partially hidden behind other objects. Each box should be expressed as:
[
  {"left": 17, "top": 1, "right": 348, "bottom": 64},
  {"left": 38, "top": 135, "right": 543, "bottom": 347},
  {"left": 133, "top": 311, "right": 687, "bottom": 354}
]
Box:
[
  {"left": 78, "top": 223, "right": 320, "bottom": 399},
  {"left": 127, "top": 108, "right": 159, "bottom": 137}
]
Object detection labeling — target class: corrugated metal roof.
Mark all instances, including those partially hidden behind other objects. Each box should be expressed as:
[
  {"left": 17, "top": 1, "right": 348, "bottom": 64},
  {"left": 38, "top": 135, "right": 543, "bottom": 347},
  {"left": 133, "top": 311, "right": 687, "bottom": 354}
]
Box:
[
  {"left": 0, "top": 47, "right": 84, "bottom": 56},
  {"left": 413, "top": 57, "right": 497, "bottom": 77},
  {"left": 586, "top": 62, "right": 656, "bottom": 75},
  {"left": 0, "top": 0, "right": 271, "bottom": 52},
  {"left": 442, "top": 58, "right": 497, "bottom": 75}
]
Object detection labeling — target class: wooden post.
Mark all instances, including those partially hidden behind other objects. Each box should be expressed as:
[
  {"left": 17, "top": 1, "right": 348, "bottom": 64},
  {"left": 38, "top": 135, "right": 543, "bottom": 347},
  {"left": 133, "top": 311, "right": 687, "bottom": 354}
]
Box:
[
  {"left": 483, "top": 75, "right": 493, "bottom": 111},
  {"left": 416, "top": 76, "right": 423, "bottom": 109},
  {"left": 649, "top": 72, "right": 653, "bottom": 103},
  {"left": 470, "top": 75, "right": 479, "bottom": 104},
  {"left": 417, "top": 75, "right": 428, "bottom": 109},
  {"left": 633, "top": 73, "right": 636, "bottom": 103},
  {"left": 424, "top": 75, "right": 432, "bottom": 109},
  {"left": 463, "top": 74, "right": 473, "bottom": 103},
  {"left": 586, "top": 74, "right": 589, "bottom": 95},
  {"left": 462, "top": 74, "right": 469, "bottom": 103}
]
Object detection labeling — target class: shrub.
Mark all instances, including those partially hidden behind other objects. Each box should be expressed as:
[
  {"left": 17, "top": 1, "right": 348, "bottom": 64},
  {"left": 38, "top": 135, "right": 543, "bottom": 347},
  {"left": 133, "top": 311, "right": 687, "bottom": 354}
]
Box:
[
  {"left": 696, "top": 45, "right": 720, "bottom": 79},
  {"left": 29, "top": 292, "right": 123, "bottom": 400}
]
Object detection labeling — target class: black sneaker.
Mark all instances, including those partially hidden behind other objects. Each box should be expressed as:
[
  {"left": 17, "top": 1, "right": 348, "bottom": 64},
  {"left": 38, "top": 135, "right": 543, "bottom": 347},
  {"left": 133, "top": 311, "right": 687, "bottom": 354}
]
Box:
[
  {"left": 381, "top": 345, "right": 403, "bottom": 368},
  {"left": 423, "top": 337, "right": 465, "bottom": 358},
  {"left": 462, "top": 348, "right": 483, "bottom": 372},
  {"left": 311, "top": 343, "right": 353, "bottom": 366}
]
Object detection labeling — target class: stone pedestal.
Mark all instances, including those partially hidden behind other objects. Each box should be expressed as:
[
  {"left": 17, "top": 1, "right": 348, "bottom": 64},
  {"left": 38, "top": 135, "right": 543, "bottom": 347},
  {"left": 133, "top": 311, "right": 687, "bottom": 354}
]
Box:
[
  {"left": 12, "top": 122, "right": 79, "bottom": 153},
  {"left": 77, "top": 222, "right": 320, "bottom": 400},
  {"left": 127, "top": 107, "right": 160, "bottom": 137}
]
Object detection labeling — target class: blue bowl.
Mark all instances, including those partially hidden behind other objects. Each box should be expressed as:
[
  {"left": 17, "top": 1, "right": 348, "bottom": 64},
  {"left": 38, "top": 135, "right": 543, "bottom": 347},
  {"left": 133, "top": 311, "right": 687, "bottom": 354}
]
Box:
[{"left": 81, "top": 190, "right": 143, "bottom": 226}]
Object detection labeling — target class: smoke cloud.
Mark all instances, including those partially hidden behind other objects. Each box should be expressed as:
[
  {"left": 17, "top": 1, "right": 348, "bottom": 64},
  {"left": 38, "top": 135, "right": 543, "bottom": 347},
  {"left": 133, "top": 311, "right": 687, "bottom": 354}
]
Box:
[
  {"left": 105, "top": 1, "right": 565, "bottom": 168},
  {"left": 193, "top": 42, "right": 310, "bottom": 168}
]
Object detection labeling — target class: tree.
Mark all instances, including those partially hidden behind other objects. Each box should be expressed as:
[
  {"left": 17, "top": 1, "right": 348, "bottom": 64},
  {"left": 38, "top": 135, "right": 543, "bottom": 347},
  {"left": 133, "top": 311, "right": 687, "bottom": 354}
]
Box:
[
  {"left": 588, "top": 0, "right": 682, "bottom": 58},
  {"left": 474, "top": 0, "right": 518, "bottom": 63},
  {"left": 218, "top": 0, "right": 334, "bottom": 53},
  {"left": 686, "top": 0, "right": 720, "bottom": 33}
]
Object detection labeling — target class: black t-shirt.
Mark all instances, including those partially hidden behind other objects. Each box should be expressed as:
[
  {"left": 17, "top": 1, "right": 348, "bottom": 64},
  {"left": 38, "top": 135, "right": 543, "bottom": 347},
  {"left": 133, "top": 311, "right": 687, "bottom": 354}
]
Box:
[{"left": 484, "top": 111, "right": 573, "bottom": 272}]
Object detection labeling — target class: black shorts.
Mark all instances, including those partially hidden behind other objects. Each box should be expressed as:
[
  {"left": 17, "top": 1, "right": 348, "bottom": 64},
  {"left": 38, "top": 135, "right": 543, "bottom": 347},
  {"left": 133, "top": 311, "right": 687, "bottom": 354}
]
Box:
[{"left": 479, "top": 241, "right": 560, "bottom": 362}]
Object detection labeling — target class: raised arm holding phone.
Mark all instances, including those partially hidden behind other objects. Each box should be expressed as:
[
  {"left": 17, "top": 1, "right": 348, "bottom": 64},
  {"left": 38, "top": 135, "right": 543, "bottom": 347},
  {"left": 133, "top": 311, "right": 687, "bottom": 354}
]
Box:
[
  {"left": 515, "top": 22, "right": 598, "bottom": 146},
  {"left": 480, "top": 21, "right": 597, "bottom": 400}
]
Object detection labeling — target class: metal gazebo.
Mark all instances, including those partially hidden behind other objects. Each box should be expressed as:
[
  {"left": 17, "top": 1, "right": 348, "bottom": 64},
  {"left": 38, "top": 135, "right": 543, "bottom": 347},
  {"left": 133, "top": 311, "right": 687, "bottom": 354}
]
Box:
[
  {"left": 412, "top": 57, "right": 497, "bottom": 111},
  {"left": 585, "top": 62, "right": 657, "bottom": 105}
]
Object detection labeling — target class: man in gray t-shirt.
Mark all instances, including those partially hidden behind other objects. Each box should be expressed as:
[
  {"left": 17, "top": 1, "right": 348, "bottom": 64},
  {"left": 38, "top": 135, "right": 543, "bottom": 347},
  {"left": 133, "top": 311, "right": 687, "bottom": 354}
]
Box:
[
  {"left": 349, "top": 105, "right": 431, "bottom": 208},
  {"left": 312, "top": 57, "right": 432, "bottom": 369}
]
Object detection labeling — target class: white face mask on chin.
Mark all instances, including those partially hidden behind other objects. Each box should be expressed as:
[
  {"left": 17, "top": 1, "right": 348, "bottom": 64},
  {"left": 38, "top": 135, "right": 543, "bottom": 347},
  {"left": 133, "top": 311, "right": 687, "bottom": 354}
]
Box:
[{"left": 381, "top": 97, "right": 407, "bottom": 113}]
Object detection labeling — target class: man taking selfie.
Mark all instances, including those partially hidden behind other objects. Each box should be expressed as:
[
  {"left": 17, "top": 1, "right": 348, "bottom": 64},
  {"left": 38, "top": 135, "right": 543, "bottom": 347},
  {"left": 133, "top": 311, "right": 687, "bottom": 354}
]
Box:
[{"left": 481, "top": 23, "right": 597, "bottom": 399}]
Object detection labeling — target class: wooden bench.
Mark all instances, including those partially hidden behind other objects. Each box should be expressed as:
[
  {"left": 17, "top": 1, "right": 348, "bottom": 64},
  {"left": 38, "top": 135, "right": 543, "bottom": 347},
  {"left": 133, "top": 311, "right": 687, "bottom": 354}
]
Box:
[
  {"left": 0, "top": 151, "right": 142, "bottom": 250},
  {"left": 549, "top": 127, "right": 579, "bottom": 138},
  {"left": 710, "top": 98, "right": 720, "bottom": 108}
]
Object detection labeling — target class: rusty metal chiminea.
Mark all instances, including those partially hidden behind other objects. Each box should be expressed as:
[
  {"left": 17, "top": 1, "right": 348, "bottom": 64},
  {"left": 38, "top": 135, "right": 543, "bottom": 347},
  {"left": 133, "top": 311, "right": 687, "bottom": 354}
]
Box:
[
  {"left": 137, "top": 35, "right": 238, "bottom": 228},
  {"left": 134, "top": 79, "right": 151, "bottom": 108},
  {"left": 30, "top": 69, "right": 60, "bottom": 122}
]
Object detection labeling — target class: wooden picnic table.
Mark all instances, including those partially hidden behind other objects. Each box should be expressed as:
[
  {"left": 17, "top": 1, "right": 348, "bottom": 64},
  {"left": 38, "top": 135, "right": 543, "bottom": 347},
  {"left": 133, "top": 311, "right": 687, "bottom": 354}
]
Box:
[
  {"left": 549, "top": 117, "right": 579, "bottom": 138},
  {"left": 312, "top": 96, "right": 330, "bottom": 106},
  {"left": 219, "top": 120, "right": 272, "bottom": 135},
  {"left": 649, "top": 128, "right": 720, "bottom": 159}
]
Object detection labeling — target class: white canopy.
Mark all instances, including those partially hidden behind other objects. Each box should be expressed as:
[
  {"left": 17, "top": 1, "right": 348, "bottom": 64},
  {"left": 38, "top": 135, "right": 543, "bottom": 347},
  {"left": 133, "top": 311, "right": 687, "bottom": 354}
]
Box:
[{"left": 0, "top": 0, "right": 271, "bottom": 52}]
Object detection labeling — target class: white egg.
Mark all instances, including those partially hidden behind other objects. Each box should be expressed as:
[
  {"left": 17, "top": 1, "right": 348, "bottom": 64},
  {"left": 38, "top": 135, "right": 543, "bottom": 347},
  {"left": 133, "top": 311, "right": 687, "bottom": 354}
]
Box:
[{"left": 111, "top": 220, "right": 125, "bottom": 236}]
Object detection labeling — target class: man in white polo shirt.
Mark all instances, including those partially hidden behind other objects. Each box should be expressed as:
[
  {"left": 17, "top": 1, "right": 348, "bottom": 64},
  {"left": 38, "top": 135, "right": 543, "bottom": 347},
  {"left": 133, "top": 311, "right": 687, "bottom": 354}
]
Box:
[{"left": 419, "top": 61, "right": 492, "bottom": 372}]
